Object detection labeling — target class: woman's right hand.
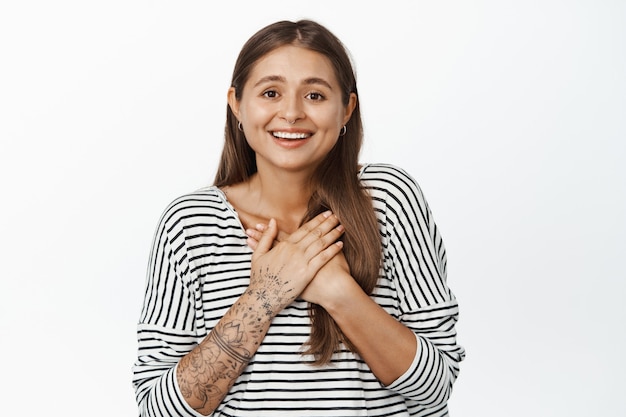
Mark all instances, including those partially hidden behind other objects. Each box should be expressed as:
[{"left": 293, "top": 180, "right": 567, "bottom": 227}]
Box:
[{"left": 246, "top": 211, "right": 345, "bottom": 317}]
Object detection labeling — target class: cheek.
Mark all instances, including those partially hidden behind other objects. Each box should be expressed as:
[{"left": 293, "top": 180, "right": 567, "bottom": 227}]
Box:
[
  {"left": 240, "top": 100, "right": 272, "bottom": 124},
  {"left": 311, "top": 106, "right": 345, "bottom": 128}
]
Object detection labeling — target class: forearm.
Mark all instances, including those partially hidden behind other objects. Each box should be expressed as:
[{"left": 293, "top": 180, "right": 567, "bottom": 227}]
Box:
[
  {"left": 176, "top": 293, "right": 272, "bottom": 415},
  {"left": 322, "top": 276, "right": 417, "bottom": 386}
]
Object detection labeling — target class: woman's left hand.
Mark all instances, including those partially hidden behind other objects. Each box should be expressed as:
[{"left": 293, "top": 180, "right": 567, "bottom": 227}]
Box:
[{"left": 299, "top": 249, "right": 351, "bottom": 306}]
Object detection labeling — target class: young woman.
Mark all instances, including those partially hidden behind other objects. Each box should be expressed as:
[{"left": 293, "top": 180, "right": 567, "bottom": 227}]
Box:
[{"left": 133, "top": 19, "right": 464, "bottom": 417}]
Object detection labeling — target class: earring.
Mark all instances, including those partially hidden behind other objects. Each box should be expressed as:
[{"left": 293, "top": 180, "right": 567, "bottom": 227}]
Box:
[
  {"left": 339, "top": 125, "right": 347, "bottom": 136},
  {"left": 237, "top": 121, "right": 244, "bottom": 132}
]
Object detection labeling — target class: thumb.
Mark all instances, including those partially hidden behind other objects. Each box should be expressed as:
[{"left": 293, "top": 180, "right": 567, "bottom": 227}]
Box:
[{"left": 253, "top": 218, "right": 278, "bottom": 256}]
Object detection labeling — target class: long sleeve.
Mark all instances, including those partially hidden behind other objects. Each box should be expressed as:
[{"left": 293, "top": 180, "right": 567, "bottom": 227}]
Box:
[
  {"left": 363, "top": 164, "right": 465, "bottom": 408},
  {"left": 132, "top": 199, "right": 205, "bottom": 417}
]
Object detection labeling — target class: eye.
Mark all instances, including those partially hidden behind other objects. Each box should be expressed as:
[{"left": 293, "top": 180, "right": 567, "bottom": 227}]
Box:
[
  {"left": 306, "top": 92, "right": 325, "bottom": 101},
  {"left": 262, "top": 90, "right": 279, "bottom": 99}
]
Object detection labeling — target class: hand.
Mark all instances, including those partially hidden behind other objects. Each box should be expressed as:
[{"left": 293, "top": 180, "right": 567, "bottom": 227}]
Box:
[
  {"left": 245, "top": 225, "right": 287, "bottom": 249},
  {"left": 246, "top": 211, "right": 345, "bottom": 317},
  {"left": 247, "top": 217, "right": 353, "bottom": 309},
  {"left": 299, "top": 249, "right": 352, "bottom": 307}
]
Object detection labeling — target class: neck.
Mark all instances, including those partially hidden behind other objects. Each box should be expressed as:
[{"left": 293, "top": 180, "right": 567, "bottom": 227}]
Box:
[{"left": 247, "top": 169, "right": 314, "bottom": 232}]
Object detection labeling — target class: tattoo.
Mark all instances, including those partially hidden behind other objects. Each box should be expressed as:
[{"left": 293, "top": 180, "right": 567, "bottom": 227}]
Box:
[
  {"left": 176, "top": 341, "right": 226, "bottom": 411},
  {"left": 176, "top": 266, "right": 296, "bottom": 413},
  {"left": 176, "top": 299, "right": 269, "bottom": 413},
  {"left": 246, "top": 266, "right": 294, "bottom": 317},
  {"left": 213, "top": 322, "right": 250, "bottom": 363}
]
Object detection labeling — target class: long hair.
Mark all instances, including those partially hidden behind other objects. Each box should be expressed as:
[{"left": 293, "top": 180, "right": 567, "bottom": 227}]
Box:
[{"left": 214, "top": 20, "right": 381, "bottom": 365}]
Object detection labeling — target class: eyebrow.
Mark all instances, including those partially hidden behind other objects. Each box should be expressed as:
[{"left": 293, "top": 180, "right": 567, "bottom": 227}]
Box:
[{"left": 253, "top": 75, "right": 333, "bottom": 90}]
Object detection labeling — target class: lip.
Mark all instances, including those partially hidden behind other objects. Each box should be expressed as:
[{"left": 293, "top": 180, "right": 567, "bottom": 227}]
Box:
[
  {"left": 269, "top": 128, "right": 313, "bottom": 149},
  {"left": 270, "top": 127, "right": 313, "bottom": 137}
]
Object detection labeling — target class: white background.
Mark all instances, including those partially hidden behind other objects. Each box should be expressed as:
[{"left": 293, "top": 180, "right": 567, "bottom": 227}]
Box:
[{"left": 1, "top": 1, "right": 624, "bottom": 416}]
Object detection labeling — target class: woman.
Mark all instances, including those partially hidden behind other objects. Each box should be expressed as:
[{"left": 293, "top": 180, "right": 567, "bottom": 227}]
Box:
[{"left": 133, "top": 19, "right": 464, "bottom": 417}]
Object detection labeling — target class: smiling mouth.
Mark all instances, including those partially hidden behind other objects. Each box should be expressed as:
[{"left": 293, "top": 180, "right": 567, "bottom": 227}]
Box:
[{"left": 271, "top": 131, "right": 312, "bottom": 140}]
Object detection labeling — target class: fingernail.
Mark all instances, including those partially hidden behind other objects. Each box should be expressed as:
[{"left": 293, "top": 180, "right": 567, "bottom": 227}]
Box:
[
  {"left": 336, "top": 225, "right": 345, "bottom": 232},
  {"left": 323, "top": 210, "right": 332, "bottom": 218}
]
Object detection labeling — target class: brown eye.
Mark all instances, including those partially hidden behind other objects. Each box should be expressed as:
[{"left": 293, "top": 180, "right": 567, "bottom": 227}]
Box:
[
  {"left": 307, "top": 92, "right": 325, "bottom": 101},
  {"left": 263, "top": 90, "right": 278, "bottom": 98}
]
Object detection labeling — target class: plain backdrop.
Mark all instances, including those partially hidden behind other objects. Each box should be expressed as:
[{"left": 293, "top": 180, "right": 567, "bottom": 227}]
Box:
[{"left": 1, "top": 1, "right": 624, "bottom": 416}]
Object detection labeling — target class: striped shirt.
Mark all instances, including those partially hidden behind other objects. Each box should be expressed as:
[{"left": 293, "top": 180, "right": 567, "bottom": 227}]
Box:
[{"left": 132, "top": 163, "right": 464, "bottom": 416}]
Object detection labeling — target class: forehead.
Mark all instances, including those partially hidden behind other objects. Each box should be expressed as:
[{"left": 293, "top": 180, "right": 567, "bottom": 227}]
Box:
[{"left": 247, "top": 45, "right": 339, "bottom": 86}]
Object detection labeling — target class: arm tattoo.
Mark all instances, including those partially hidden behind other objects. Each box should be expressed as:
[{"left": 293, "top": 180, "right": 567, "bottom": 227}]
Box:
[
  {"left": 175, "top": 299, "right": 269, "bottom": 413},
  {"left": 246, "top": 266, "right": 294, "bottom": 317},
  {"left": 176, "top": 266, "right": 295, "bottom": 413},
  {"left": 212, "top": 322, "right": 251, "bottom": 363}
]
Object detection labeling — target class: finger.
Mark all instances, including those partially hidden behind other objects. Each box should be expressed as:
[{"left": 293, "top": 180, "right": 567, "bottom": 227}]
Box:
[
  {"left": 304, "top": 224, "right": 345, "bottom": 258},
  {"left": 307, "top": 240, "right": 344, "bottom": 271},
  {"left": 246, "top": 236, "right": 259, "bottom": 250},
  {"left": 254, "top": 223, "right": 289, "bottom": 243},
  {"left": 245, "top": 228, "right": 263, "bottom": 248},
  {"left": 253, "top": 218, "right": 278, "bottom": 256},
  {"left": 289, "top": 211, "right": 335, "bottom": 243},
  {"left": 246, "top": 227, "right": 287, "bottom": 252},
  {"left": 298, "top": 214, "right": 341, "bottom": 248}
]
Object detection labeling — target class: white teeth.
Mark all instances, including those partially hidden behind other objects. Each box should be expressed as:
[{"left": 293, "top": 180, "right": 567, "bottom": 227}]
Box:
[{"left": 272, "top": 131, "right": 310, "bottom": 139}]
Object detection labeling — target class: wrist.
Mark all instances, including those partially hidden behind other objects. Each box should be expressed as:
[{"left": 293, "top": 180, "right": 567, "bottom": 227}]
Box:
[
  {"left": 239, "top": 290, "right": 281, "bottom": 321},
  {"left": 319, "top": 273, "right": 365, "bottom": 316}
]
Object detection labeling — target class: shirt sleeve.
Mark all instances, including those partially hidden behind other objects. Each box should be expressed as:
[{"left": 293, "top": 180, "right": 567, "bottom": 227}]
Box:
[
  {"left": 131, "top": 202, "right": 206, "bottom": 417},
  {"left": 376, "top": 164, "right": 465, "bottom": 407}
]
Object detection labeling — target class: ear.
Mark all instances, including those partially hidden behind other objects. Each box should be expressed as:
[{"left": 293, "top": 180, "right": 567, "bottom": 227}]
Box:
[
  {"left": 227, "top": 87, "right": 240, "bottom": 118},
  {"left": 342, "top": 92, "right": 357, "bottom": 125}
]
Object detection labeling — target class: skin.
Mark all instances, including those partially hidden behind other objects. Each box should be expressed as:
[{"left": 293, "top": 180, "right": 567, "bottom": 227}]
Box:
[
  {"left": 226, "top": 44, "right": 358, "bottom": 233},
  {"left": 176, "top": 45, "right": 417, "bottom": 415}
]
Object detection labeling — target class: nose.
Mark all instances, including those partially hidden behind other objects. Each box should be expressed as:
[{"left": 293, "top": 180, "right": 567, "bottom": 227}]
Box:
[{"left": 279, "top": 95, "right": 304, "bottom": 124}]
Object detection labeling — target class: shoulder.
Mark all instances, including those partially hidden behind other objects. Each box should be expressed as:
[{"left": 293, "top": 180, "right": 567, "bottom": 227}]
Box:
[
  {"left": 155, "top": 186, "right": 231, "bottom": 232},
  {"left": 359, "top": 163, "right": 426, "bottom": 203}
]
